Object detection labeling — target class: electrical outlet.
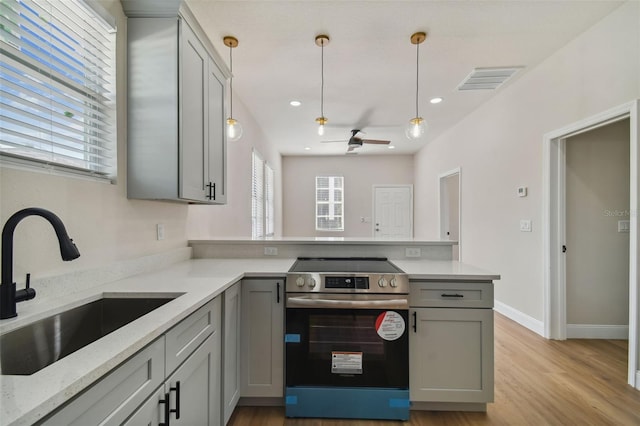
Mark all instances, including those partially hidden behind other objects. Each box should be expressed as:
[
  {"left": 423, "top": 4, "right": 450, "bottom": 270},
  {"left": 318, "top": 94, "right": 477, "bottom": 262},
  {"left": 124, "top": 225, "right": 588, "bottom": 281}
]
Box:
[
  {"left": 156, "top": 223, "right": 165, "bottom": 240},
  {"left": 519, "top": 220, "right": 532, "bottom": 232},
  {"left": 264, "top": 247, "right": 278, "bottom": 256},
  {"left": 405, "top": 247, "right": 421, "bottom": 258}
]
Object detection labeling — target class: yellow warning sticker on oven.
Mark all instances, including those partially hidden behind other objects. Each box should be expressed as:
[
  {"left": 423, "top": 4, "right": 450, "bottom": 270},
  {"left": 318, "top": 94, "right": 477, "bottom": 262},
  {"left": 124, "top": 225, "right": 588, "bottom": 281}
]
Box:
[
  {"left": 375, "top": 311, "right": 406, "bottom": 341},
  {"left": 331, "top": 351, "right": 363, "bottom": 374}
]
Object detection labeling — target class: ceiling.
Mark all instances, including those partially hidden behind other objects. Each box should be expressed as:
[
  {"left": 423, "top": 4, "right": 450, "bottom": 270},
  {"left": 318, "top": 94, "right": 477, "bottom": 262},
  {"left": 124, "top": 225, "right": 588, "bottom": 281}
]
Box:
[{"left": 186, "top": 0, "right": 623, "bottom": 157}]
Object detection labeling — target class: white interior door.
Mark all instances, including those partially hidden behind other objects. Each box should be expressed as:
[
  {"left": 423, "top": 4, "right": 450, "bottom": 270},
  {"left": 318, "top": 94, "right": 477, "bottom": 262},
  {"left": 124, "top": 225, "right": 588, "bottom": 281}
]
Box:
[{"left": 373, "top": 186, "right": 413, "bottom": 239}]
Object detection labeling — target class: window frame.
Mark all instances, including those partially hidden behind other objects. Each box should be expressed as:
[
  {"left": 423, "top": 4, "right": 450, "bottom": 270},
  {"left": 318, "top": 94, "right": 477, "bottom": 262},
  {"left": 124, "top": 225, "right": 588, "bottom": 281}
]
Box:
[{"left": 315, "top": 175, "right": 344, "bottom": 232}]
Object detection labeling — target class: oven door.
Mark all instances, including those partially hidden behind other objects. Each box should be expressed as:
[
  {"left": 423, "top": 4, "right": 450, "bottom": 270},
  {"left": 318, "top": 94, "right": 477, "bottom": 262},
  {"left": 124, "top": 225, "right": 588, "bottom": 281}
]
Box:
[{"left": 285, "top": 294, "right": 409, "bottom": 389}]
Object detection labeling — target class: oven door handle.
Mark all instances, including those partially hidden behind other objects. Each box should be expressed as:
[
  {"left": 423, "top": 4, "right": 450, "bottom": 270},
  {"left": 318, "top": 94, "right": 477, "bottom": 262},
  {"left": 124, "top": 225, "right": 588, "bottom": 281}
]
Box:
[{"left": 286, "top": 297, "right": 408, "bottom": 309}]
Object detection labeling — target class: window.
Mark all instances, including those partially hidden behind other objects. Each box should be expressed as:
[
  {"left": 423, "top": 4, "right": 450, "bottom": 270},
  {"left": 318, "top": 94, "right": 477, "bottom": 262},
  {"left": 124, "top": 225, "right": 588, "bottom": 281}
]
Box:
[
  {"left": 316, "top": 176, "right": 343, "bottom": 231},
  {"left": 0, "top": 0, "right": 117, "bottom": 179},
  {"left": 251, "top": 150, "right": 264, "bottom": 238},
  {"left": 265, "top": 163, "right": 274, "bottom": 237},
  {"left": 251, "top": 149, "right": 275, "bottom": 238}
]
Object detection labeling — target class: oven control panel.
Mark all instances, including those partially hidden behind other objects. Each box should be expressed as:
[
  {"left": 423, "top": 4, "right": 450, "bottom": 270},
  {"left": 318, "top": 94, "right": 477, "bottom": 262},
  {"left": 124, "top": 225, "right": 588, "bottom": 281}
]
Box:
[
  {"left": 286, "top": 273, "right": 409, "bottom": 294},
  {"left": 325, "top": 276, "right": 369, "bottom": 289}
]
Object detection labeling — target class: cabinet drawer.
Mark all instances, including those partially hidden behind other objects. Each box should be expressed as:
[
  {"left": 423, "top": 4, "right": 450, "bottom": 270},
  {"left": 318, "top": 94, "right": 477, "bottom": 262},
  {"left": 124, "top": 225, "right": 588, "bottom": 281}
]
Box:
[
  {"left": 41, "top": 337, "right": 165, "bottom": 426},
  {"left": 166, "top": 298, "right": 218, "bottom": 375},
  {"left": 410, "top": 281, "right": 493, "bottom": 308}
]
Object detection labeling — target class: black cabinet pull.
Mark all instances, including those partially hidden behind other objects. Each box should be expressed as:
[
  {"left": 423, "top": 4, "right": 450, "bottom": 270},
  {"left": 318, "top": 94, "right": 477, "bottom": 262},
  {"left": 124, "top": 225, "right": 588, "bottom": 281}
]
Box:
[
  {"left": 441, "top": 293, "right": 464, "bottom": 298},
  {"left": 170, "top": 381, "right": 181, "bottom": 419},
  {"left": 412, "top": 311, "right": 417, "bottom": 332},
  {"left": 206, "top": 182, "right": 216, "bottom": 200},
  {"left": 159, "top": 393, "right": 171, "bottom": 426},
  {"left": 276, "top": 282, "right": 280, "bottom": 304}
]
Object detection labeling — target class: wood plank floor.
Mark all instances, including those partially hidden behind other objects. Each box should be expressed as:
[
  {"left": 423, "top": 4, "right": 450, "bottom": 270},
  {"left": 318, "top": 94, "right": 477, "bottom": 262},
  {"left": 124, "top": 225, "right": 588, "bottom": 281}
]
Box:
[{"left": 228, "top": 313, "right": 640, "bottom": 425}]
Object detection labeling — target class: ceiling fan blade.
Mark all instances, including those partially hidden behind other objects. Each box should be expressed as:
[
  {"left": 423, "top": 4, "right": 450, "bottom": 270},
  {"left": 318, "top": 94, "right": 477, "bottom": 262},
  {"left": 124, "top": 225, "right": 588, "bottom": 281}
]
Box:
[
  {"left": 321, "top": 139, "right": 348, "bottom": 143},
  {"left": 361, "top": 139, "right": 390, "bottom": 145}
]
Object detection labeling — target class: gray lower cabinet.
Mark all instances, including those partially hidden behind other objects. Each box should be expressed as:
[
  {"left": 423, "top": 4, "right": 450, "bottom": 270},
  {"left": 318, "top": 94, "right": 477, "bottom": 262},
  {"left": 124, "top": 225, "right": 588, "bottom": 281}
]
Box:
[
  {"left": 240, "top": 278, "right": 285, "bottom": 398},
  {"left": 222, "top": 282, "right": 241, "bottom": 424},
  {"left": 40, "top": 298, "right": 221, "bottom": 426},
  {"left": 125, "top": 332, "right": 220, "bottom": 425},
  {"left": 409, "top": 281, "right": 494, "bottom": 407}
]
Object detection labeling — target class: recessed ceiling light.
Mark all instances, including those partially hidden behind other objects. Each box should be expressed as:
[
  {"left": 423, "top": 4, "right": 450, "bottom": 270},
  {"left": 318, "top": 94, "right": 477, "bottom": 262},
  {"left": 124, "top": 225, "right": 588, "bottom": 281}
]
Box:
[
  {"left": 388, "top": 145, "right": 396, "bottom": 149},
  {"left": 430, "top": 97, "right": 443, "bottom": 104},
  {"left": 304, "top": 146, "right": 311, "bottom": 151},
  {"left": 290, "top": 100, "right": 301, "bottom": 107}
]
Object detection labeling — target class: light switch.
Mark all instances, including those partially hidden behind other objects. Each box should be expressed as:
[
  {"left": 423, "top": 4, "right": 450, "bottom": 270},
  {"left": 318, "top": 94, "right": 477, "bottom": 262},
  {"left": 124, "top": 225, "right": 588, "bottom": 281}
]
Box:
[
  {"left": 520, "top": 219, "right": 532, "bottom": 232},
  {"left": 156, "top": 223, "right": 165, "bottom": 240},
  {"left": 618, "top": 220, "right": 630, "bottom": 233}
]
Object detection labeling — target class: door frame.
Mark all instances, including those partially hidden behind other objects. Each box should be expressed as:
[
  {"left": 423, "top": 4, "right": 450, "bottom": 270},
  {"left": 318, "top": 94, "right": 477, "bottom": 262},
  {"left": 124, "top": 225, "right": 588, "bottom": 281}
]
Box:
[
  {"left": 543, "top": 100, "right": 639, "bottom": 388},
  {"left": 372, "top": 185, "right": 414, "bottom": 239},
  {"left": 438, "top": 168, "right": 462, "bottom": 260}
]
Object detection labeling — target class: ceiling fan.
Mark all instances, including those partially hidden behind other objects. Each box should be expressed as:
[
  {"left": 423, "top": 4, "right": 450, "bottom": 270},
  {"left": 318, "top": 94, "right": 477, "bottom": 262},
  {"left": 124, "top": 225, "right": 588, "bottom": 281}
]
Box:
[{"left": 321, "top": 129, "right": 391, "bottom": 152}]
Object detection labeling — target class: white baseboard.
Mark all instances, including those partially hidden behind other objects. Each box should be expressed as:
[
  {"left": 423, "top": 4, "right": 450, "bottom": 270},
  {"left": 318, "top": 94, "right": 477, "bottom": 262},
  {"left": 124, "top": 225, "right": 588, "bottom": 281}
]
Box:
[
  {"left": 566, "top": 324, "right": 629, "bottom": 339},
  {"left": 636, "top": 371, "right": 640, "bottom": 390},
  {"left": 494, "top": 300, "right": 545, "bottom": 337}
]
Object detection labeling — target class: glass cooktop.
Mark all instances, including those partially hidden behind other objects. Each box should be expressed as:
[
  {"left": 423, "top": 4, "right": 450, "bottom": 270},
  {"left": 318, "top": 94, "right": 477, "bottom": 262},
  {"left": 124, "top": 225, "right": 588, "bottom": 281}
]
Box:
[{"left": 288, "top": 257, "right": 403, "bottom": 274}]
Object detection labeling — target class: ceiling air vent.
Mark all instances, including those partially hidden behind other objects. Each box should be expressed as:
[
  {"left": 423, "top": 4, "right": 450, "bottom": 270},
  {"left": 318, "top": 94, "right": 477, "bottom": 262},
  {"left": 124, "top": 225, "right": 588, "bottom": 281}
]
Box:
[{"left": 457, "top": 67, "right": 523, "bottom": 91}]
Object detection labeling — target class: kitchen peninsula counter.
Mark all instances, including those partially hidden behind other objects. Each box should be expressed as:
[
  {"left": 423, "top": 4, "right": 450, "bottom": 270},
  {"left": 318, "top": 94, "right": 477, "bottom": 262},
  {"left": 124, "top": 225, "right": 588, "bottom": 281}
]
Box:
[{"left": 0, "top": 253, "right": 498, "bottom": 425}]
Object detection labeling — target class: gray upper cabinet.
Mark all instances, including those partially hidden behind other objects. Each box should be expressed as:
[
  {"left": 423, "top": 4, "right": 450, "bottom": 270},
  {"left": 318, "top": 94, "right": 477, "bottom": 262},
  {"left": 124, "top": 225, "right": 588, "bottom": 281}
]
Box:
[{"left": 126, "top": 5, "right": 228, "bottom": 204}]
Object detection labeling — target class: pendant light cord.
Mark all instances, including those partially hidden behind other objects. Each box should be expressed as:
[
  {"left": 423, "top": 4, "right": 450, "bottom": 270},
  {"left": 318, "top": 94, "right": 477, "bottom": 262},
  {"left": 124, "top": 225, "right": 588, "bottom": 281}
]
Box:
[
  {"left": 229, "top": 44, "right": 234, "bottom": 119},
  {"left": 415, "top": 40, "right": 419, "bottom": 118},
  {"left": 320, "top": 40, "right": 325, "bottom": 119}
]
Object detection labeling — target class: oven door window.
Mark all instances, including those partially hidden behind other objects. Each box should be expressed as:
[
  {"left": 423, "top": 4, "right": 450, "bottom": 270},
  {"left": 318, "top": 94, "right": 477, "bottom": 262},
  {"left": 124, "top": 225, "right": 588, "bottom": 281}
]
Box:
[{"left": 286, "top": 308, "right": 409, "bottom": 388}]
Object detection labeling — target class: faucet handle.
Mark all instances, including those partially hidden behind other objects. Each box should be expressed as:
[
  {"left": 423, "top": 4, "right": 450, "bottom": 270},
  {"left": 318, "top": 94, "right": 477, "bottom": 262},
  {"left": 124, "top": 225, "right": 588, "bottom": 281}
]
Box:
[{"left": 15, "top": 273, "right": 36, "bottom": 303}]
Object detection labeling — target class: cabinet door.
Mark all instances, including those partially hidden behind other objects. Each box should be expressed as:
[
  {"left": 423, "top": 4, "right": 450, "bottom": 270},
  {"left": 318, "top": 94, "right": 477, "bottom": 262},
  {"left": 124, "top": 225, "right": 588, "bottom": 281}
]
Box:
[
  {"left": 207, "top": 57, "right": 227, "bottom": 204},
  {"left": 122, "top": 388, "right": 164, "bottom": 426},
  {"left": 179, "top": 19, "right": 207, "bottom": 202},
  {"left": 409, "top": 308, "right": 494, "bottom": 403},
  {"left": 240, "top": 278, "right": 284, "bottom": 397},
  {"left": 166, "top": 332, "right": 221, "bottom": 426},
  {"left": 223, "top": 282, "right": 241, "bottom": 424}
]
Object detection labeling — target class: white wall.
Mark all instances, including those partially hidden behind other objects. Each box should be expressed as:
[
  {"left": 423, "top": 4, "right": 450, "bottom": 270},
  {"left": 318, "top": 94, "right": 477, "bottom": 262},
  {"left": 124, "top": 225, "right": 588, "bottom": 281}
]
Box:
[
  {"left": 186, "top": 96, "right": 283, "bottom": 238},
  {"left": 282, "top": 155, "right": 414, "bottom": 237},
  {"left": 413, "top": 1, "right": 640, "bottom": 324},
  {"left": 566, "top": 120, "right": 630, "bottom": 326}
]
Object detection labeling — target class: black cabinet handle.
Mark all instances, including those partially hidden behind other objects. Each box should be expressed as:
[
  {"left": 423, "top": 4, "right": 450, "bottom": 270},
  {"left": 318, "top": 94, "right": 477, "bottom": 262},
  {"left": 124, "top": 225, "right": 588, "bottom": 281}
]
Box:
[
  {"left": 206, "top": 182, "right": 216, "bottom": 200},
  {"left": 441, "top": 293, "right": 464, "bottom": 298},
  {"left": 170, "top": 381, "right": 181, "bottom": 419},
  {"left": 276, "top": 282, "right": 280, "bottom": 304},
  {"left": 159, "top": 393, "right": 171, "bottom": 426},
  {"left": 412, "top": 311, "right": 417, "bottom": 332}
]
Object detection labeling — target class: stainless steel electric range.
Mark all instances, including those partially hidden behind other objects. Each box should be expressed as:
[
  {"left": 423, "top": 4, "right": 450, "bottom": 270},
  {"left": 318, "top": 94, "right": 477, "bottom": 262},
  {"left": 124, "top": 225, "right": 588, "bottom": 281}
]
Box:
[{"left": 284, "top": 257, "right": 410, "bottom": 421}]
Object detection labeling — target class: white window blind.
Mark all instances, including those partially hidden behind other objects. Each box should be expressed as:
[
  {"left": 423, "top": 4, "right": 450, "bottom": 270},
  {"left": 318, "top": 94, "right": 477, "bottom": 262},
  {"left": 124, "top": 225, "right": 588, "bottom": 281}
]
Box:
[
  {"left": 265, "top": 163, "right": 274, "bottom": 237},
  {"left": 251, "top": 150, "right": 264, "bottom": 238},
  {"left": 316, "top": 176, "right": 344, "bottom": 231},
  {"left": 0, "top": 0, "right": 117, "bottom": 179}
]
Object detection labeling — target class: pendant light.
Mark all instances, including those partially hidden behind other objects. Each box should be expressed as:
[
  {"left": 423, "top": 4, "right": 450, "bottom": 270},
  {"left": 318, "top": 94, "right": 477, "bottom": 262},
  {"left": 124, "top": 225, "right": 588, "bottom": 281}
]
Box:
[
  {"left": 315, "top": 35, "right": 329, "bottom": 136},
  {"left": 224, "top": 36, "right": 243, "bottom": 142},
  {"left": 405, "top": 32, "right": 427, "bottom": 140}
]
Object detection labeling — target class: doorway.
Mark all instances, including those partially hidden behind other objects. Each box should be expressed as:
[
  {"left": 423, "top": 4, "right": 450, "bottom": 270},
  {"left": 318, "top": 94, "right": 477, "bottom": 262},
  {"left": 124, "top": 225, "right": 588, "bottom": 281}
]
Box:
[
  {"left": 543, "top": 100, "right": 639, "bottom": 388},
  {"left": 439, "top": 168, "right": 461, "bottom": 260},
  {"left": 372, "top": 185, "right": 413, "bottom": 239},
  {"left": 565, "top": 120, "right": 630, "bottom": 339}
]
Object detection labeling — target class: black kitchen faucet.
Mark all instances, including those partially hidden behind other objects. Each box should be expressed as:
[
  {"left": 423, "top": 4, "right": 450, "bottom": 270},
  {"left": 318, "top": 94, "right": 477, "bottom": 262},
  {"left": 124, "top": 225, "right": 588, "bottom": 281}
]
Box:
[{"left": 1, "top": 208, "right": 80, "bottom": 319}]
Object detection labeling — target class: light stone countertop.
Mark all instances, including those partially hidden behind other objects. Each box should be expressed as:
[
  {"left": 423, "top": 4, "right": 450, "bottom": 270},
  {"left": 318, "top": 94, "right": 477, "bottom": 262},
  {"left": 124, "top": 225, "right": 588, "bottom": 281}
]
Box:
[{"left": 0, "top": 257, "right": 498, "bottom": 426}]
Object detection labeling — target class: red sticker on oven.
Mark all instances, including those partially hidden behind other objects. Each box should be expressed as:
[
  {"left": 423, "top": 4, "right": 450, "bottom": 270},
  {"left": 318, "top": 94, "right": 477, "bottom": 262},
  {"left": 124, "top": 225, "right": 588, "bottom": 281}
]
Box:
[{"left": 375, "top": 311, "right": 406, "bottom": 341}]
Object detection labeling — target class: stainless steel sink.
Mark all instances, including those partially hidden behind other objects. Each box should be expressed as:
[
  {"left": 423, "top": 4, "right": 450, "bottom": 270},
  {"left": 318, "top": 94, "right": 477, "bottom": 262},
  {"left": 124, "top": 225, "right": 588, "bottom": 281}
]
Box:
[{"left": 0, "top": 295, "right": 181, "bottom": 375}]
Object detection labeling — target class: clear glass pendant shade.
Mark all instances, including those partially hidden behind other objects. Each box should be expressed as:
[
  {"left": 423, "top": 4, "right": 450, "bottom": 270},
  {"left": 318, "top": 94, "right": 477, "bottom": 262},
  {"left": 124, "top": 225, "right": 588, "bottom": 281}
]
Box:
[
  {"left": 405, "top": 117, "right": 426, "bottom": 140},
  {"left": 227, "top": 117, "right": 243, "bottom": 142}
]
